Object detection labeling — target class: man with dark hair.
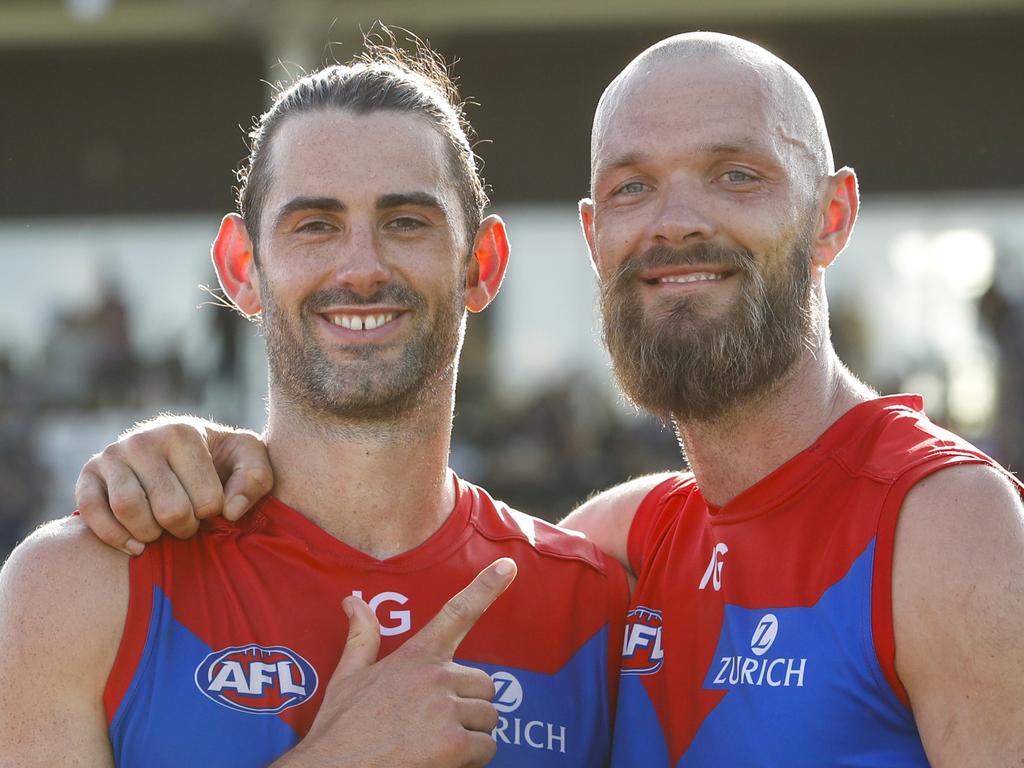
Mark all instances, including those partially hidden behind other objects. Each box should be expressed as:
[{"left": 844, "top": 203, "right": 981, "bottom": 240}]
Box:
[
  {"left": 0, "top": 41, "right": 626, "bottom": 767},
  {"left": 66, "top": 30, "right": 1024, "bottom": 766}
]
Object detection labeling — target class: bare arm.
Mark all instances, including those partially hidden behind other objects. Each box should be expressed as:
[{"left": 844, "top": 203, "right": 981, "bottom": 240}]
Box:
[
  {"left": 0, "top": 518, "right": 128, "bottom": 766},
  {"left": 560, "top": 472, "right": 676, "bottom": 578},
  {"left": 893, "top": 463, "right": 1024, "bottom": 766}
]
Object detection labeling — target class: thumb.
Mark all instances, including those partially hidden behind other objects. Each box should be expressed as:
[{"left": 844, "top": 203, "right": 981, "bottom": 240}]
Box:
[{"left": 334, "top": 595, "right": 382, "bottom": 679}]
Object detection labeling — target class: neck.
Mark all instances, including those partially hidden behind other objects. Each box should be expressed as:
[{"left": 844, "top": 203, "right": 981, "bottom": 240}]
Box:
[
  {"left": 262, "top": 381, "right": 457, "bottom": 560},
  {"left": 673, "top": 342, "right": 875, "bottom": 507}
]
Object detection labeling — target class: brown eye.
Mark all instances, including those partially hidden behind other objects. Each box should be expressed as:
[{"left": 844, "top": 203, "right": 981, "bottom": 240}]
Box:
[{"left": 296, "top": 220, "right": 334, "bottom": 233}]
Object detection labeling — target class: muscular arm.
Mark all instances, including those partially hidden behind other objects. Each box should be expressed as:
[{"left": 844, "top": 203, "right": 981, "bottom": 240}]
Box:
[
  {"left": 0, "top": 518, "right": 129, "bottom": 766},
  {"left": 560, "top": 472, "right": 676, "bottom": 578},
  {"left": 893, "top": 463, "right": 1024, "bottom": 766}
]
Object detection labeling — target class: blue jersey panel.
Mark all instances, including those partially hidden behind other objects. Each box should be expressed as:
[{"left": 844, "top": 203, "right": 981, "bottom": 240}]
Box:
[
  {"left": 110, "top": 588, "right": 299, "bottom": 767},
  {"left": 610, "top": 675, "right": 671, "bottom": 767},
  {"left": 460, "top": 626, "right": 612, "bottom": 767},
  {"left": 683, "top": 542, "right": 928, "bottom": 767}
]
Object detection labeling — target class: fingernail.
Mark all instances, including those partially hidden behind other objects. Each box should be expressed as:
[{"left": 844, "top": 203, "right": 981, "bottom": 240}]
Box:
[
  {"left": 341, "top": 597, "right": 354, "bottom": 619},
  {"left": 124, "top": 539, "right": 145, "bottom": 557},
  {"left": 495, "top": 558, "right": 516, "bottom": 577},
  {"left": 224, "top": 495, "right": 248, "bottom": 521}
]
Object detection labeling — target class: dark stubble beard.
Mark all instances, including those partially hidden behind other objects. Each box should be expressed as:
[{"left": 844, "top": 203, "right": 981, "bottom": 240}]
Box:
[
  {"left": 260, "top": 278, "right": 466, "bottom": 423},
  {"left": 599, "top": 237, "right": 815, "bottom": 423}
]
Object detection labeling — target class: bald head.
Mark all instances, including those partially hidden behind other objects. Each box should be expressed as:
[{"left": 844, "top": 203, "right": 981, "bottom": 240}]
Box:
[{"left": 592, "top": 32, "right": 834, "bottom": 196}]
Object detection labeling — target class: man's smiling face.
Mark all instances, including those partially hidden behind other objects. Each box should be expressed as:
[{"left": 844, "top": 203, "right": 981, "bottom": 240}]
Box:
[{"left": 254, "top": 108, "right": 473, "bottom": 421}]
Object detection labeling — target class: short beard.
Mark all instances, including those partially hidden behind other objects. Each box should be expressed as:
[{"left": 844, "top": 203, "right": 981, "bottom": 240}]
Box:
[
  {"left": 599, "top": 238, "right": 814, "bottom": 423},
  {"left": 260, "top": 279, "right": 466, "bottom": 423}
]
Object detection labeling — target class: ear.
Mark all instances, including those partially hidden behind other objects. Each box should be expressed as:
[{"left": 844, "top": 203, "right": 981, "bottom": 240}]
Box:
[
  {"left": 578, "top": 197, "right": 600, "bottom": 276},
  {"left": 465, "top": 214, "right": 511, "bottom": 313},
  {"left": 211, "top": 214, "right": 262, "bottom": 316},
  {"left": 812, "top": 167, "right": 859, "bottom": 269}
]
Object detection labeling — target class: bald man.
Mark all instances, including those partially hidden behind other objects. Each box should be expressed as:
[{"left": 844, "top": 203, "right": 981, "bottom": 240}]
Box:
[
  {"left": 70, "top": 32, "right": 1024, "bottom": 767},
  {"left": 568, "top": 32, "right": 1024, "bottom": 765}
]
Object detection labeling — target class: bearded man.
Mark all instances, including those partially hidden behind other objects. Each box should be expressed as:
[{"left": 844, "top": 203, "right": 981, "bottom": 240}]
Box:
[{"left": 61, "top": 32, "right": 1024, "bottom": 767}]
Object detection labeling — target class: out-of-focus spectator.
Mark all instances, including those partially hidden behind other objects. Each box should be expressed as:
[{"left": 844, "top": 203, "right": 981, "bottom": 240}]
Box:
[
  {"left": 979, "top": 277, "right": 1024, "bottom": 473},
  {"left": 0, "top": 355, "right": 47, "bottom": 560}
]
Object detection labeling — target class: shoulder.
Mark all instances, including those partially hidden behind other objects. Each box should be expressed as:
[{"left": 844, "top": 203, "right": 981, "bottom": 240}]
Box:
[
  {"left": 1, "top": 515, "right": 129, "bottom": 682},
  {"left": 0, "top": 516, "right": 129, "bottom": 761},
  {"left": 559, "top": 472, "right": 688, "bottom": 575},
  {"left": 463, "top": 481, "right": 629, "bottom": 591},
  {"left": 892, "top": 463, "right": 1024, "bottom": 760},
  {"left": 896, "top": 462, "right": 1023, "bottom": 566}
]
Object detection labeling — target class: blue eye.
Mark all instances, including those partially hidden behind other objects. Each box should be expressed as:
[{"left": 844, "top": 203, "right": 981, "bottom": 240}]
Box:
[
  {"left": 617, "top": 181, "right": 648, "bottom": 195},
  {"left": 722, "top": 170, "right": 756, "bottom": 183}
]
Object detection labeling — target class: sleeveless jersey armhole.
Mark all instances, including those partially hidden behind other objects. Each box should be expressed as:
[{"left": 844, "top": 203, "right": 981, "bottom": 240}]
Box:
[
  {"left": 605, "top": 557, "right": 631, "bottom": 721},
  {"left": 871, "top": 454, "right": 999, "bottom": 708},
  {"left": 103, "top": 548, "right": 155, "bottom": 724},
  {"left": 627, "top": 476, "right": 682, "bottom": 576}
]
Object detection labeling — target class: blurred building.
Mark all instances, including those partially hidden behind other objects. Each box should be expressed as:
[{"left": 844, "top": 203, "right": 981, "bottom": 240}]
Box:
[{"left": 2, "top": 0, "right": 1023, "bottom": 555}]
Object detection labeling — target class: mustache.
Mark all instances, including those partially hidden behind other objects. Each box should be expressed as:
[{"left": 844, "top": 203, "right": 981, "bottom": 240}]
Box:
[
  {"left": 606, "top": 243, "right": 756, "bottom": 286},
  {"left": 302, "top": 284, "right": 426, "bottom": 313}
]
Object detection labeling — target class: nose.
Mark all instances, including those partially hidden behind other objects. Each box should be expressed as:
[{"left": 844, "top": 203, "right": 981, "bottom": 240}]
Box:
[
  {"left": 333, "top": 226, "right": 391, "bottom": 297},
  {"left": 649, "top": 182, "right": 715, "bottom": 246}
]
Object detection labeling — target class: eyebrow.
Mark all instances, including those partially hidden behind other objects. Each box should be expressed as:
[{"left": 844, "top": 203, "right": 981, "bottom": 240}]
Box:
[
  {"left": 595, "top": 140, "right": 780, "bottom": 184},
  {"left": 272, "top": 196, "right": 345, "bottom": 231},
  {"left": 272, "top": 192, "right": 449, "bottom": 231}
]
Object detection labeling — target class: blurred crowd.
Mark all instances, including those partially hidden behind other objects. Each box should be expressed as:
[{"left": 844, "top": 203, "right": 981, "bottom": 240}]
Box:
[{"left": 2, "top": 278, "right": 1022, "bottom": 563}]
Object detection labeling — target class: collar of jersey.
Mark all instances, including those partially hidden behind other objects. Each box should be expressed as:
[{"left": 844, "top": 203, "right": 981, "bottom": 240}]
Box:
[
  {"left": 243, "top": 470, "right": 477, "bottom": 571},
  {"left": 702, "top": 394, "right": 926, "bottom": 524}
]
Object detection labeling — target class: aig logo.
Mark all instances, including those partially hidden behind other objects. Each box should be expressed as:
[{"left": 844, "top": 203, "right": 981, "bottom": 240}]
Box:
[
  {"left": 351, "top": 590, "right": 411, "bottom": 636},
  {"left": 699, "top": 542, "right": 729, "bottom": 591}
]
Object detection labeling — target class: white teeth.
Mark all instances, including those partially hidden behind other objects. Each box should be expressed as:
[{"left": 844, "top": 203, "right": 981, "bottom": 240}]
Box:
[
  {"left": 329, "top": 312, "right": 396, "bottom": 331},
  {"left": 659, "top": 272, "right": 724, "bottom": 284}
]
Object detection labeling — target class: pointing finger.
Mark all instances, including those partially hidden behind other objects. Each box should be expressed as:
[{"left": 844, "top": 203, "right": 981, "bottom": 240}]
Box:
[{"left": 410, "top": 558, "right": 517, "bottom": 660}]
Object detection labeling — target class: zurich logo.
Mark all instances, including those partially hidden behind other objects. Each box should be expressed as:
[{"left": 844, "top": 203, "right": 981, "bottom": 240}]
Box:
[
  {"left": 491, "top": 671, "right": 524, "bottom": 713},
  {"left": 195, "top": 644, "right": 318, "bottom": 714},
  {"left": 750, "top": 614, "right": 779, "bottom": 657}
]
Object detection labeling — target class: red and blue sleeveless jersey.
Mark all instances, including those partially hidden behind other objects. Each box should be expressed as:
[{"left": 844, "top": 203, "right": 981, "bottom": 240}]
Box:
[
  {"left": 104, "top": 473, "right": 627, "bottom": 767},
  {"left": 613, "top": 395, "right": 1024, "bottom": 767}
]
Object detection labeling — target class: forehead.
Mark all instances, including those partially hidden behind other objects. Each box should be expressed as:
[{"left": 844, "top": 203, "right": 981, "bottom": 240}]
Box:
[
  {"left": 265, "top": 109, "right": 454, "bottom": 209},
  {"left": 594, "top": 57, "right": 787, "bottom": 170}
]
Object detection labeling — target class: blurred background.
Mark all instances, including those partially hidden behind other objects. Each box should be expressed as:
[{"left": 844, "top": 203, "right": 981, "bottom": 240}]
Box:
[{"left": 2, "top": 0, "right": 1023, "bottom": 560}]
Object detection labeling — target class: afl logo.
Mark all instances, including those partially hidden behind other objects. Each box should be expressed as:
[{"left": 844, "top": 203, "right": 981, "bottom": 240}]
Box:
[
  {"left": 621, "top": 606, "right": 664, "bottom": 675},
  {"left": 195, "top": 644, "right": 318, "bottom": 714},
  {"left": 750, "top": 614, "right": 779, "bottom": 657}
]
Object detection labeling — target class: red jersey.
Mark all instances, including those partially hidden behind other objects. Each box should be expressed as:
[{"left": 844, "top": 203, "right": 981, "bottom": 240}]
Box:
[
  {"left": 613, "top": 395, "right": 1024, "bottom": 766},
  {"left": 105, "top": 473, "right": 628, "bottom": 767}
]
